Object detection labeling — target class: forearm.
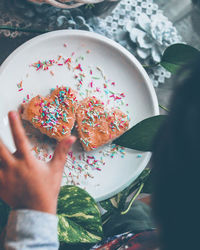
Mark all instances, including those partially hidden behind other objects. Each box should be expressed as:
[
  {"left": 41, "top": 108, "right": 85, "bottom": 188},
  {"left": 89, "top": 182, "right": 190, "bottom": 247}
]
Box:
[{"left": 4, "top": 209, "right": 59, "bottom": 250}]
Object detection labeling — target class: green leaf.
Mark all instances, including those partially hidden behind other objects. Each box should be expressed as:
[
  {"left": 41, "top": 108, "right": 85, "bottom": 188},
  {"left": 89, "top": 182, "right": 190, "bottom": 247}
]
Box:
[
  {"left": 113, "top": 115, "right": 166, "bottom": 151},
  {"left": 142, "top": 170, "right": 153, "bottom": 194},
  {"left": 118, "top": 168, "right": 151, "bottom": 211},
  {"left": 57, "top": 185, "right": 103, "bottom": 244},
  {"left": 0, "top": 199, "right": 10, "bottom": 234},
  {"left": 100, "top": 199, "right": 118, "bottom": 213},
  {"left": 160, "top": 43, "right": 200, "bottom": 74},
  {"left": 101, "top": 211, "right": 113, "bottom": 225},
  {"left": 100, "top": 168, "right": 151, "bottom": 216}
]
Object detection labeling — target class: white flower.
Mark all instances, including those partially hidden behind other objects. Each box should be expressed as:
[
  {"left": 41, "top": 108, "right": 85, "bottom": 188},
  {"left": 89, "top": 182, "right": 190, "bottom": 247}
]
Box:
[{"left": 126, "top": 13, "right": 181, "bottom": 62}]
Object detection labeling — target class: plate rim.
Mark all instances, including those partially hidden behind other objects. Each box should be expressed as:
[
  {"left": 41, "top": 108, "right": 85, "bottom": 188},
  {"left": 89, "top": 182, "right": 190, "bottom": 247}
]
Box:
[{"left": 0, "top": 30, "right": 159, "bottom": 201}]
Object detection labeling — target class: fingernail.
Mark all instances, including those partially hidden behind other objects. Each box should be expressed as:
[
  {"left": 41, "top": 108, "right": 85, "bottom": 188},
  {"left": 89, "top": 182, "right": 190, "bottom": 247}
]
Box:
[
  {"left": 9, "top": 111, "right": 18, "bottom": 119},
  {"left": 69, "top": 136, "right": 76, "bottom": 144},
  {"left": 65, "top": 136, "right": 76, "bottom": 145}
]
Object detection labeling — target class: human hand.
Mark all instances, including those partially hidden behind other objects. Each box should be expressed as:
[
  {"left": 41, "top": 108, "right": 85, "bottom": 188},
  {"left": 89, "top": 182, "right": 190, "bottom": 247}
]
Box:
[{"left": 0, "top": 111, "right": 76, "bottom": 214}]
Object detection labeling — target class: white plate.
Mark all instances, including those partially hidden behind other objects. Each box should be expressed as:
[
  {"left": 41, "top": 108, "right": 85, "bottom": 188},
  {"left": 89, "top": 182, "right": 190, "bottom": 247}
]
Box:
[{"left": 0, "top": 30, "right": 159, "bottom": 201}]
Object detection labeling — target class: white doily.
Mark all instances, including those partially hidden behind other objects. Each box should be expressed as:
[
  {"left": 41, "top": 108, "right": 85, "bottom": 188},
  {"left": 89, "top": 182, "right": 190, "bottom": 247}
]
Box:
[{"left": 91, "top": 0, "right": 182, "bottom": 87}]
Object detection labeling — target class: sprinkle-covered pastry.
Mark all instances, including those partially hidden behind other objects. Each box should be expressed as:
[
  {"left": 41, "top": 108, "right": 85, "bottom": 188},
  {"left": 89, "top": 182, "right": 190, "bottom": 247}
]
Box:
[
  {"left": 76, "top": 96, "right": 129, "bottom": 151},
  {"left": 20, "top": 87, "right": 78, "bottom": 141}
]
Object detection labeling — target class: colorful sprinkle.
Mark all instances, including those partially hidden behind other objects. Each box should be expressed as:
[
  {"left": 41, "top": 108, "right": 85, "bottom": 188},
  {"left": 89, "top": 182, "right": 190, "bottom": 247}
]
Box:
[{"left": 74, "top": 64, "right": 83, "bottom": 72}]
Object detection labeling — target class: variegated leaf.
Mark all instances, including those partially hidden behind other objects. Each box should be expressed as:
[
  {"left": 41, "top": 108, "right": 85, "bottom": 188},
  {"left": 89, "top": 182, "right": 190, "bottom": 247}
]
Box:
[
  {"left": 100, "top": 169, "right": 151, "bottom": 215},
  {"left": 100, "top": 198, "right": 118, "bottom": 213},
  {"left": 57, "top": 185, "right": 103, "bottom": 244},
  {"left": 118, "top": 168, "right": 151, "bottom": 211}
]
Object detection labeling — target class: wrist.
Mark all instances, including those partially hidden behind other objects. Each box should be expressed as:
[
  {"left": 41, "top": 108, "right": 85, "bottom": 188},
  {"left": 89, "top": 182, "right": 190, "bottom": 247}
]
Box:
[{"left": 13, "top": 200, "right": 57, "bottom": 215}]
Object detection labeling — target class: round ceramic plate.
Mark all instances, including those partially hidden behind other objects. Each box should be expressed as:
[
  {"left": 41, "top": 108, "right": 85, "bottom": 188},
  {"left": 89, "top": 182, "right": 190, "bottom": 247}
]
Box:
[{"left": 0, "top": 30, "right": 159, "bottom": 201}]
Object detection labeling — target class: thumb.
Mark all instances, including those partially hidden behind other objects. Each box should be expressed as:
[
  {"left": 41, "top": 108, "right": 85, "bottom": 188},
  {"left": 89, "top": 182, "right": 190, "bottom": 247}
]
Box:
[{"left": 50, "top": 136, "right": 76, "bottom": 171}]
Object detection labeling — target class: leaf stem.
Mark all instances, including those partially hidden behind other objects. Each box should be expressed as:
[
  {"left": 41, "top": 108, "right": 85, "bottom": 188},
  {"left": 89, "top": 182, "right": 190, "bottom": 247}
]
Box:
[
  {"left": 120, "top": 182, "right": 144, "bottom": 215},
  {"left": 101, "top": 211, "right": 112, "bottom": 225},
  {"left": 159, "top": 104, "right": 169, "bottom": 112},
  {"left": 0, "top": 25, "right": 47, "bottom": 34}
]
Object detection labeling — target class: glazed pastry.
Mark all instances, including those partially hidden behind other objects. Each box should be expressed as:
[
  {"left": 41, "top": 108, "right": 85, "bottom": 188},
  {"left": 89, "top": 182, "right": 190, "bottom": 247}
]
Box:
[
  {"left": 20, "top": 87, "right": 78, "bottom": 141},
  {"left": 76, "top": 96, "right": 129, "bottom": 151}
]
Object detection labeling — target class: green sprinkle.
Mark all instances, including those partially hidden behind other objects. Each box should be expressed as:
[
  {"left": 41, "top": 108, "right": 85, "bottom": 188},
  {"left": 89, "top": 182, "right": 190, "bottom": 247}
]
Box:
[{"left": 109, "top": 90, "right": 115, "bottom": 94}]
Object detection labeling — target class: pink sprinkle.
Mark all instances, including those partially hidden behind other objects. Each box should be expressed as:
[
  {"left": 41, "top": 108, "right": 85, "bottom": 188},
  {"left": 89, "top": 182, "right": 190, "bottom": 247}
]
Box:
[
  {"left": 27, "top": 94, "right": 30, "bottom": 99},
  {"left": 87, "top": 156, "right": 94, "bottom": 159},
  {"left": 111, "top": 82, "right": 116, "bottom": 86},
  {"left": 64, "top": 43, "right": 67, "bottom": 47},
  {"left": 64, "top": 58, "right": 71, "bottom": 64},
  {"left": 90, "top": 81, "right": 93, "bottom": 88},
  {"left": 110, "top": 94, "right": 114, "bottom": 98},
  {"left": 49, "top": 155, "right": 52, "bottom": 159},
  {"left": 104, "top": 84, "right": 107, "bottom": 88},
  {"left": 36, "top": 65, "right": 42, "bottom": 71},
  {"left": 18, "top": 88, "right": 23, "bottom": 92},
  {"left": 90, "top": 70, "right": 93, "bottom": 75},
  {"left": 68, "top": 151, "right": 73, "bottom": 158},
  {"left": 75, "top": 64, "right": 83, "bottom": 72},
  {"left": 120, "top": 93, "right": 125, "bottom": 97},
  {"left": 58, "top": 64, "right": 63, "bottom": 66},
  {"left": 126, "top": 104, "right": 129, "bottom": 106},
  {"left": 96, "top": 87, "right": 100, "bottom": 92}
]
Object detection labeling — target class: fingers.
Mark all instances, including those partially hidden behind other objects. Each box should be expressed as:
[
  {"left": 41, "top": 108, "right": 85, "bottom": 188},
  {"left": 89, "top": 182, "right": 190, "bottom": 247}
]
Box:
[
  {"left": 50, "top": 136, "right": 76, "bottom": 171},
  {"left": 0, "top": 138, "right": 15, "bottom": 166},
  {"left": 8, "top": 111, "right": 30, "bottom": 157}
]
